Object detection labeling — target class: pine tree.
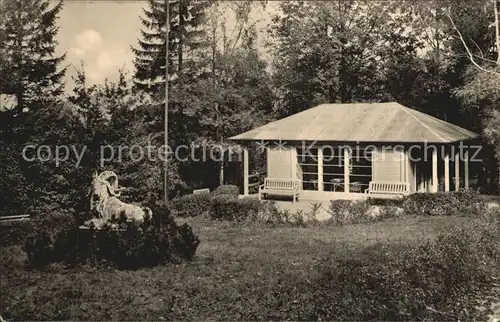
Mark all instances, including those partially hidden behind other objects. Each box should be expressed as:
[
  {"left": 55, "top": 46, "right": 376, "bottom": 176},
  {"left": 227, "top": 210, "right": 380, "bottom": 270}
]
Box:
[
  {"left": 132, "top": 0, "right": 209, "bottom": 95},
  {"left": 0, "top": 0, "right": 66, "bottom": 115}
]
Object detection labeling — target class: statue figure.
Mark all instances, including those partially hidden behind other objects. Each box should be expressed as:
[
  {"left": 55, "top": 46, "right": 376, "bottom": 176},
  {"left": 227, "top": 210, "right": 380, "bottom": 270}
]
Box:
[{"left": 84, "top": 171, "right": 152, "bottom": 229}]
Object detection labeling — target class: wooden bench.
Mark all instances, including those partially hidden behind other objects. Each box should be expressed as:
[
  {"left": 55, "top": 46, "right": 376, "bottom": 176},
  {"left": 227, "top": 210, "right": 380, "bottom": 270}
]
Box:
[
  {"left": 193, "top": 188, "right": 210, "bottom": 195},
  {"left": 364, "top": 181, "right": 410, "bottom": 200},
  {"left": 259, "top": 178, "right": 301, "bottom": 203}
]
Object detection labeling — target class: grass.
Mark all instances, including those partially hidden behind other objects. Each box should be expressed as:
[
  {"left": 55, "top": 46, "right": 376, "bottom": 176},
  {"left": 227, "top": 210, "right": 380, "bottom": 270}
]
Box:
[{"left": 0, "top": 215, "right": 481, "bottom": 320}]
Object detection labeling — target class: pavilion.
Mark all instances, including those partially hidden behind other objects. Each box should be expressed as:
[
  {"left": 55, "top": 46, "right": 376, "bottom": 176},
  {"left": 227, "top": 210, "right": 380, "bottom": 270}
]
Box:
[{"left": 229, "top": 102, "right": 479, "bottom": 201}]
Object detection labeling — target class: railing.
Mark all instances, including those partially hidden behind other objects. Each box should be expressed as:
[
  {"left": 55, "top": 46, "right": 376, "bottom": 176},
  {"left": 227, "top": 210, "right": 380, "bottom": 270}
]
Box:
[
  {"left": 249, "top": 171, "right": 266, "bottom": 193},
  {"left": 0, "top": 215, "right": 30, "bottom": 222},
  {"left": 296, "top": 163, "right": 303, "bottom": 184}
]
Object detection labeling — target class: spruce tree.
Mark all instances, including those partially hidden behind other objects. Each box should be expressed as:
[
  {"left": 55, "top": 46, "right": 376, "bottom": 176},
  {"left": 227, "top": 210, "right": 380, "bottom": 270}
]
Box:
[
  {"left": 0, "top": 0, "right": 66, "bottom": 115},
  {"left": 132, "top": 0, "right": 208, "bottom": 95}
]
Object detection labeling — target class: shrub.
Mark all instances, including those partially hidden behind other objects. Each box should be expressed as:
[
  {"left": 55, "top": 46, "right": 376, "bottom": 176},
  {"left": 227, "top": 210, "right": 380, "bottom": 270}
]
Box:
[
  {"left": 24, "top": 211, "right": 77, "bottom": 267},
  {"left": 212, "top": 185, "right": 240, "bottom": 198},
  {"left": 0, "top": 220, "right": 33, "bottom": 247},
  {"left": 308, "top": 202, "right": 323, "bottom": 221},
  {"left": 25, "top": 206, "right": 200, "bottom": 269},
  {"left": 402, "top": 189, "right": 485, "bottom": 216},
  {"left": 249, "top": 200, "right": 290, "bottom": 224},
  {"left": 210, "top": 195, "right": 261, "bottom": 221},
  {"left": 245, "top": 201, "right": 318, "bottom": 226},
  {"left": 327, "top": 200, "right": 370, "bottom": 225},
  {"left": 171, "top": 192, "right": 212, "bottom": 217}
]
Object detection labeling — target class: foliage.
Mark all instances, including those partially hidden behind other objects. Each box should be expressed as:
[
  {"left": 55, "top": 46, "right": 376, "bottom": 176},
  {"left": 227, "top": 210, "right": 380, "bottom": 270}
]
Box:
[
  {"left": 326, "top": 200, "right": 407, "bottom": 226},
  {"left": 132, "top": 0, "right": 209, "bottom": 94},
  {"left": 24, "top": 206, "right": 200, "bottom": 269},
  {"left": 0, "top": 0, "right": 66, "bottom": 113},
  {"left": 269, "top": 1, "right": 414, "bottom": 117},
  {"left": 210, "top": 195, "right": 260, "bottom": 221},
  {"left": 402, "top": 189, "right": 486, "bottom": 216},
  {"left": 327, "top": 200, "right": 371, "bottom": 225},
  {"left": 392, "top": 0, "right": 493, "bottom": 126},
  {"left": 0, "top": 142, "right": 34, "bottom": 216},
  {"left": 69, "top": 68, "right": 183, "bottom": 202},
  {"left": 24, "top": 211, "right": 77, "bottom": 267},
  {"left": 171, "top": 192, "right": 212, "bottom": 217},
  {"left": 243, "top": 200, "right": 312, "bottom": 226},
  {"left": 212, "top": 184, "right": 240, "bottom": 197},
  {"left": 0, "top": 0, "right": 72, "bottom": 216},
  {"left": 0, "top": 220, "right": 32, "bottom": 247}
]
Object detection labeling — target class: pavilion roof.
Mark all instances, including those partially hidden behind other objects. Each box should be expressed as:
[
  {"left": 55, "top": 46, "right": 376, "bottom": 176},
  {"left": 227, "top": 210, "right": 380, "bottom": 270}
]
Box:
[{"left": 229, "top": 102, "right": 478, "bottom": 143}]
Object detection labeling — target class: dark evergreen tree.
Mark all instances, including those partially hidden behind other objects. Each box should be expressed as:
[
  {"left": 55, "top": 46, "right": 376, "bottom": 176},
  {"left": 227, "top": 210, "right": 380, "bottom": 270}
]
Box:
[
  {"left": 132, "top": 0, "right": 209, "bottom": 95},
  {"left": 0, "top": 0, "right": 66, "bottom": 115}
]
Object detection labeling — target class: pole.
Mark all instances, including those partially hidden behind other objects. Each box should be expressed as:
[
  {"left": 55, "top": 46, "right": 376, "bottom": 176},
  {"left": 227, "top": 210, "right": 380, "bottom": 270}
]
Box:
[
  {"left": 164, "top": 0, "right": 169, "bottom": 209},
  {"left": 495, "top": 0, "right": 500, "bottom": 64}
]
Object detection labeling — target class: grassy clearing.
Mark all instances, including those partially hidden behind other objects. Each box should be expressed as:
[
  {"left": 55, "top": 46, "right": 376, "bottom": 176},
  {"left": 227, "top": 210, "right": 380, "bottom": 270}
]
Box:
[{"left": 0, "top": 215, "right": 477, "bottom": 320}]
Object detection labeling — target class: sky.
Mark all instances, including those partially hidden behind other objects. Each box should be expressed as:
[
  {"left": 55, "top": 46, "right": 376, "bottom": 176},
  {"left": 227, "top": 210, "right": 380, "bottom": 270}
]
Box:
[
  {"left": 55, "top": 1, "right": 277, "bottom": 92},
  {"left": 55, "top": 1, "right": 144, "bottom": 89}
]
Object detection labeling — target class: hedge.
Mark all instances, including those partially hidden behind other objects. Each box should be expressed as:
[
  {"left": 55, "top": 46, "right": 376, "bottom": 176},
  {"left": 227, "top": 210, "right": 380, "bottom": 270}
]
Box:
[
  {"left": 402, "top": 189, "right": 485, "bottom": 216},
  {"left": 24, "top": 206, "right": 200, "bottom": 269},
  {"left": 212, "top": 185, "right": 240, "bottom": 197},
  {"left": 171, "top": 192, "right": 212, "bottom": 217},
  {"left": 210, "top": 195, "right": 261, "bottom": 221}
]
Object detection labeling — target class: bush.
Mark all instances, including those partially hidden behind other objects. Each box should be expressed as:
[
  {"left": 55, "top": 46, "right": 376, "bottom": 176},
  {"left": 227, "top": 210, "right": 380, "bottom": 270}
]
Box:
[
  {"left": 210, "top": 195, "right": 261, "bottom": 221},
  {"left": 171, "top": 193, "right": 212, "bottom": 217},
  {"left": 402, "top": 189, "right": 485, "bottom": 216},
  {"left": 24, "top": 211, "right": 77, "bottom": 267},
  {"left": 212, "top": 185, "right": 240, "bottom": 198},
  {"left": 0, "top": 220, "right": 33, "bottom": 247},
  {"left": 327, "top": 200, "right": 371, "bottom": 225},
  {"left": 309, "top": 218, "right": 500, "bottom": 320},
  {"left": 24, "top": 206, "right": 200, "bottom": 269},
  {"left": 246, "top": 200, "right": 308, "bottom": 226}
]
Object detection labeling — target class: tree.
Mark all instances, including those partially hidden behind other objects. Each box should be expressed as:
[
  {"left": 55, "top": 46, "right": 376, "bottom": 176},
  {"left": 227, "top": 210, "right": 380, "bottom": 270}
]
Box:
[
  {"left": 0, "top": 0, "right": 66, "bottom": 115},
  {"left": 269, "top": 1, "right": 414, "bottom": 117},
  {"left": 132, "top": 0, "right": 209, "bottom": 95},
  {"left": 185, "top": 1, "right": 273, "bottom": 186},
  {"left": 66, "top": 66, "right": 181, "bottom": 203},
  {"left": 0, "top": 0, "right": 68, "bottom": 215},
  {"left": 396, "top": 0, "right": 494, "bottom": 125},
  {"left": 446, "top": 0, "right": 500, "bottom": 192}
]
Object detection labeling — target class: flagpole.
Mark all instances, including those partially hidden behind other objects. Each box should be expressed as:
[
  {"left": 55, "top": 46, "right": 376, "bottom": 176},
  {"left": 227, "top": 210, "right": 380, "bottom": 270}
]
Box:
[{"left": 164, "top": 0, "right": 169, "bottom": 209}]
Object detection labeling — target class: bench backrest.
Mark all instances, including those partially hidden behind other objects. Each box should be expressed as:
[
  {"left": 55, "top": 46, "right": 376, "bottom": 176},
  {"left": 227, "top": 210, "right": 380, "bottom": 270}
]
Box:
[
  {"left": 264, "top": 178, "right": 300, "bottom": 190},
  {"left": 193, "top": 188, "right": 210, "bottom": 195},
  {"left": 368, "top": 181, "right": 409, "bottom": 194}
]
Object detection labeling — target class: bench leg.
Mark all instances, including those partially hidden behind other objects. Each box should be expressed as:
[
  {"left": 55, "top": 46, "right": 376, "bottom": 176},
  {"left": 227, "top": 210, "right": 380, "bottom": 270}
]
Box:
[{"left": 258, "top": 190, "right": 262, "bottom": 201}]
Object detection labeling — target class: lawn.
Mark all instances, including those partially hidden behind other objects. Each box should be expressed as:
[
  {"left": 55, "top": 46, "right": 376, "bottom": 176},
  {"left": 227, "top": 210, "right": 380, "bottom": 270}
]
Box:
[{"left": 0, "top": 215, "right": 481, "bottom": 320}]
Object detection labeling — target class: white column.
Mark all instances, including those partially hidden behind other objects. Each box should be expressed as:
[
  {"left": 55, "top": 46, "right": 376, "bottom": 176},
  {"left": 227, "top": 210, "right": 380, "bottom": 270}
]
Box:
[
  {"left": 344, "top": 148, "right": 350, "bottom": 193},
  {"left": 464, "top": 150, "right": 469, "bottom": 189},
  {"left": 444, "top": 150, "right": 450, "bottom": 192},
  {"left": 243, "top": 146, "right": 249, "bottom": 196},
  {"left": 413, "top": 162, "right": 417, "bottom": 193},
  {"left": 455, "top": 150, "right": 460, "bottom": 191},
  {"left": 432, "top": 147, "right": 438, "bottom": 192},
  {"left": 318, "top": 147, "right": 323, "bottom": 191},
  {"left": 405, "top": 150, "right": 410, "bottom": 183}
]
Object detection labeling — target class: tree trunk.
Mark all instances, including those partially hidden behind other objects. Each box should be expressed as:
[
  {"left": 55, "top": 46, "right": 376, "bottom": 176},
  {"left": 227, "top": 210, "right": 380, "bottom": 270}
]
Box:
[
  {"left": 178, "top": 0, "right": 184, "bottom": 74},
  {"left": 492, "top": 159, "right": 500, "bottom": 194},
  {"left": 498, "top": 162, "right": 500, "bottom": 195},
  {"left": 495, "top": 0, "right": 500, "bottom": 64},
  {"left": 15, "top": 1, "right": 24, "bottom": 115},
  {"left": 219, "top": 150, "right": 225, "bottom": 186}
]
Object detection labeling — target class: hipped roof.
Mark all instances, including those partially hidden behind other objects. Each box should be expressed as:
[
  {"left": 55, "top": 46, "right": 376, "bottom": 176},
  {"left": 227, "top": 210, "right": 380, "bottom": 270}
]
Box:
[{"left": 229, "top": 102, "right": 478, "bottom": 143}]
